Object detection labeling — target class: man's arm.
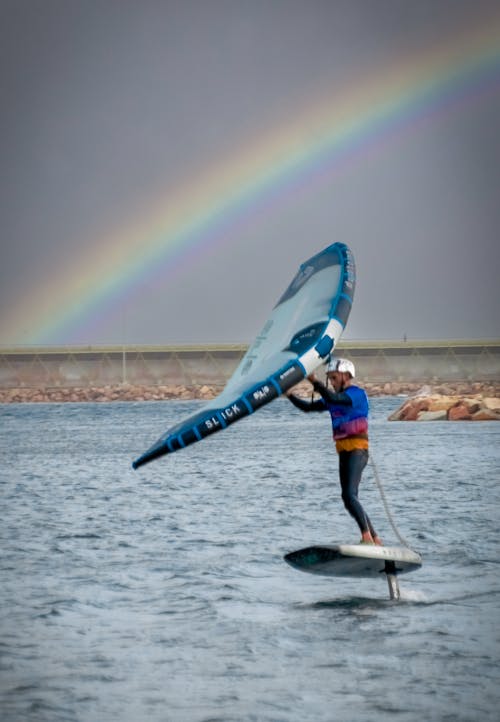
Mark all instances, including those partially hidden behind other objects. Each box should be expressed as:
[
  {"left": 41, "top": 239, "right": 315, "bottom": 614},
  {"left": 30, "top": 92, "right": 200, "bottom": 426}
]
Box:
[
  {"left": 286, "top": 393, "right": 326, "bottom": 413},
  {"left": 308, "top": 376, "right": 353, "bottom": 406}
]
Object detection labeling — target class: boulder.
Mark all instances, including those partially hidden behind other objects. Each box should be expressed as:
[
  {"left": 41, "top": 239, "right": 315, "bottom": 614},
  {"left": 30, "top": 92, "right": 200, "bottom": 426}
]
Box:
[
  {"left": 482, "top": 397, "right": 500, "bottom": 412},
  {"left": 448, "top": 403, "right": 472, "bottom": 421},
  {"left": 471, "top": 409, "right": 500, "bottom": 421},
  {"left": 388, "top": 398, "right": 428, "bottom": 421},
  {"left": 426, "top": 395, "right": 461, "bottom": 411},
  {"left": 417, "top": 410, "right": 448, "bottom": 421},
  {"left": 388, "top": 393, "right": 500, "bottom": 422}
]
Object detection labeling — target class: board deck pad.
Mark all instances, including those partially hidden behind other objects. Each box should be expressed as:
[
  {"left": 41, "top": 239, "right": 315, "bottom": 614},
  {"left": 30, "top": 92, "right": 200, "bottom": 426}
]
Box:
[{"left": 284, "top": 544, "right": 422, "bottom": 578}]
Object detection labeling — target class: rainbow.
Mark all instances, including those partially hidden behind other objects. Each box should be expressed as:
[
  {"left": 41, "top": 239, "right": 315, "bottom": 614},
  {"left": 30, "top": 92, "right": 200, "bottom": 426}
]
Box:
[{"left": 4, "top": 16, "right": 500, "bottom": 345}]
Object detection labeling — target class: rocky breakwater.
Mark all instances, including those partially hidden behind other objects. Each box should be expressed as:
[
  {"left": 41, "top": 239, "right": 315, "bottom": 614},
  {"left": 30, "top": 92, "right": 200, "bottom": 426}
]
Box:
[
  {"left": 1, "top": 381, "right": 499, "bottom": 406},
  {"left": 388, "top": 391, "right": 500, "bottom": 422},
  {"left": 0, "top": 384, "right": 223, "bottom": 404}
]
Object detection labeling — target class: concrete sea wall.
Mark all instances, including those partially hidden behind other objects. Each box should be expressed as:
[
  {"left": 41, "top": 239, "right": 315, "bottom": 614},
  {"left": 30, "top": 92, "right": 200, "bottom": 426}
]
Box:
[{"left": 0, "top": 341, "right": 499, "bottom": 403}]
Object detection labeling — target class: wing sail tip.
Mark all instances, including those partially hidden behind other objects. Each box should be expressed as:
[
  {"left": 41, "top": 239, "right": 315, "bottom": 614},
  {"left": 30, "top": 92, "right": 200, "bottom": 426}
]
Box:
[
  {"left": 132, "top": 441, "right": 170, "bottom": 470},
  {"left": 132, "top": 453, "right": 155, "bottom": 470}
]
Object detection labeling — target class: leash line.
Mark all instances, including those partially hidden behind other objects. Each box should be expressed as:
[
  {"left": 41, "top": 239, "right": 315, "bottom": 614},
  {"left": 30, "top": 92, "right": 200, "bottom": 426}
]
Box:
[{"left": 369, "top": 452, "right": 413, "bottom": 549}]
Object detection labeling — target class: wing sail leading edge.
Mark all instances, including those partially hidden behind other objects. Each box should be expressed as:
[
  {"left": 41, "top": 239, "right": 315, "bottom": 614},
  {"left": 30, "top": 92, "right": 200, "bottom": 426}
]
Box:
[{"left": 132, "top": 242, "right": 355, "bottom": 469}]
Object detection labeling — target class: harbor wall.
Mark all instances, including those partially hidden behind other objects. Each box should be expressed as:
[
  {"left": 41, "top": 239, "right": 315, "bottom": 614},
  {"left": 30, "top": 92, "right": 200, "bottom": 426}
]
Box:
[{"left": 1, "top": 341, "right": 499, "bottom": 389}]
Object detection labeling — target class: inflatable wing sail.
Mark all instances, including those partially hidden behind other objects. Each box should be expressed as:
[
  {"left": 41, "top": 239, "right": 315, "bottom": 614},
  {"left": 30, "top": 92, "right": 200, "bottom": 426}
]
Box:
[{"left": 132, "top": 242, "right": 355, "bottom": 469}]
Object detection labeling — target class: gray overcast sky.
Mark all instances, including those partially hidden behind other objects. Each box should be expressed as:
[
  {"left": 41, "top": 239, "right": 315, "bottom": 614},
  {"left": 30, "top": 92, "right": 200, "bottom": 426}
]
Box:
[{"left": 1, "top": 0, "right": 499, "bottom": 346}]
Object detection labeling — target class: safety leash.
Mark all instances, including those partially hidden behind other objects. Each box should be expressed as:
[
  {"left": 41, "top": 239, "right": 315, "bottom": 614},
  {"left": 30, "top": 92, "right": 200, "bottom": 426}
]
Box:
[{"left": 369, "top": 452, "right": 414, "bottom": 549}]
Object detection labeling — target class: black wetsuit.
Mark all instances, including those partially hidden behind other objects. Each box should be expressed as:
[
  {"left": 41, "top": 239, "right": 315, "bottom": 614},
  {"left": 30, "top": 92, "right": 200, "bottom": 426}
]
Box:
[{"left": 288, "top": 380, "right": 376, "bottom": 537}]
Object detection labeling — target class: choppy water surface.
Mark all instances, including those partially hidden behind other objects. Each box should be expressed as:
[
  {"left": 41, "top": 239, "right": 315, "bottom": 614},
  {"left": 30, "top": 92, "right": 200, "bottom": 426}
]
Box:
[{"left": 1, "top": 398, "right": 499, "bottom": 721}]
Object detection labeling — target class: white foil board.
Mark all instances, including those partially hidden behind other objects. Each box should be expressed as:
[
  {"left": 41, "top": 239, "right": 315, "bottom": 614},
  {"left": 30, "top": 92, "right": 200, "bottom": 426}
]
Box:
[{"left": 284, "top": 544, "right": 422, "bottom": 578}]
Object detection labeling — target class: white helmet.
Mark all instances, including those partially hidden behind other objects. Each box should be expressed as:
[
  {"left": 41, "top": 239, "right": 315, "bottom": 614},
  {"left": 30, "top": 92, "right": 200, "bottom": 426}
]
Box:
[{"left": 326, "top": 357, "right": 355, "bottom": 377}]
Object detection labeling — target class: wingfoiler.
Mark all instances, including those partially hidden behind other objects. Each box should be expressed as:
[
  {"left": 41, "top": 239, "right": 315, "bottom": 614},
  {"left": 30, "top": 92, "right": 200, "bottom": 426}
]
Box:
[{"left": 132, "top": 242, "right": 355, "bottom": 469}]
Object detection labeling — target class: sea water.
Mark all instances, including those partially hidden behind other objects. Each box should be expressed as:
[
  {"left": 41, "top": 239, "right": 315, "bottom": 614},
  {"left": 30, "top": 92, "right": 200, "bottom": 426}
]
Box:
[{"left": 1, "top": 397, "right": 499, "bottom": 722}]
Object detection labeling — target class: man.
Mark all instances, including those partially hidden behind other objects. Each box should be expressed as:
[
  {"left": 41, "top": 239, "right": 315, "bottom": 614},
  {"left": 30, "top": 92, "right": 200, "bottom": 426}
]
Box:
[{"left": 287, "top": 357, "right": 382, "bottom": 545}]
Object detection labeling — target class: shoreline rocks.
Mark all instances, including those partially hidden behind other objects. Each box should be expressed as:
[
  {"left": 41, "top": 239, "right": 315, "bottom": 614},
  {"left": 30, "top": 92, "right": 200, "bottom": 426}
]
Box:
[
  {"left": 0, "top": 381, "right": 499, "bottom": 409},
  {"left": 388, "top": 392, "right": 500, "bottom": 422},
  {"left": 0, "top": 384, "right": 224, "bottom": 404}
]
